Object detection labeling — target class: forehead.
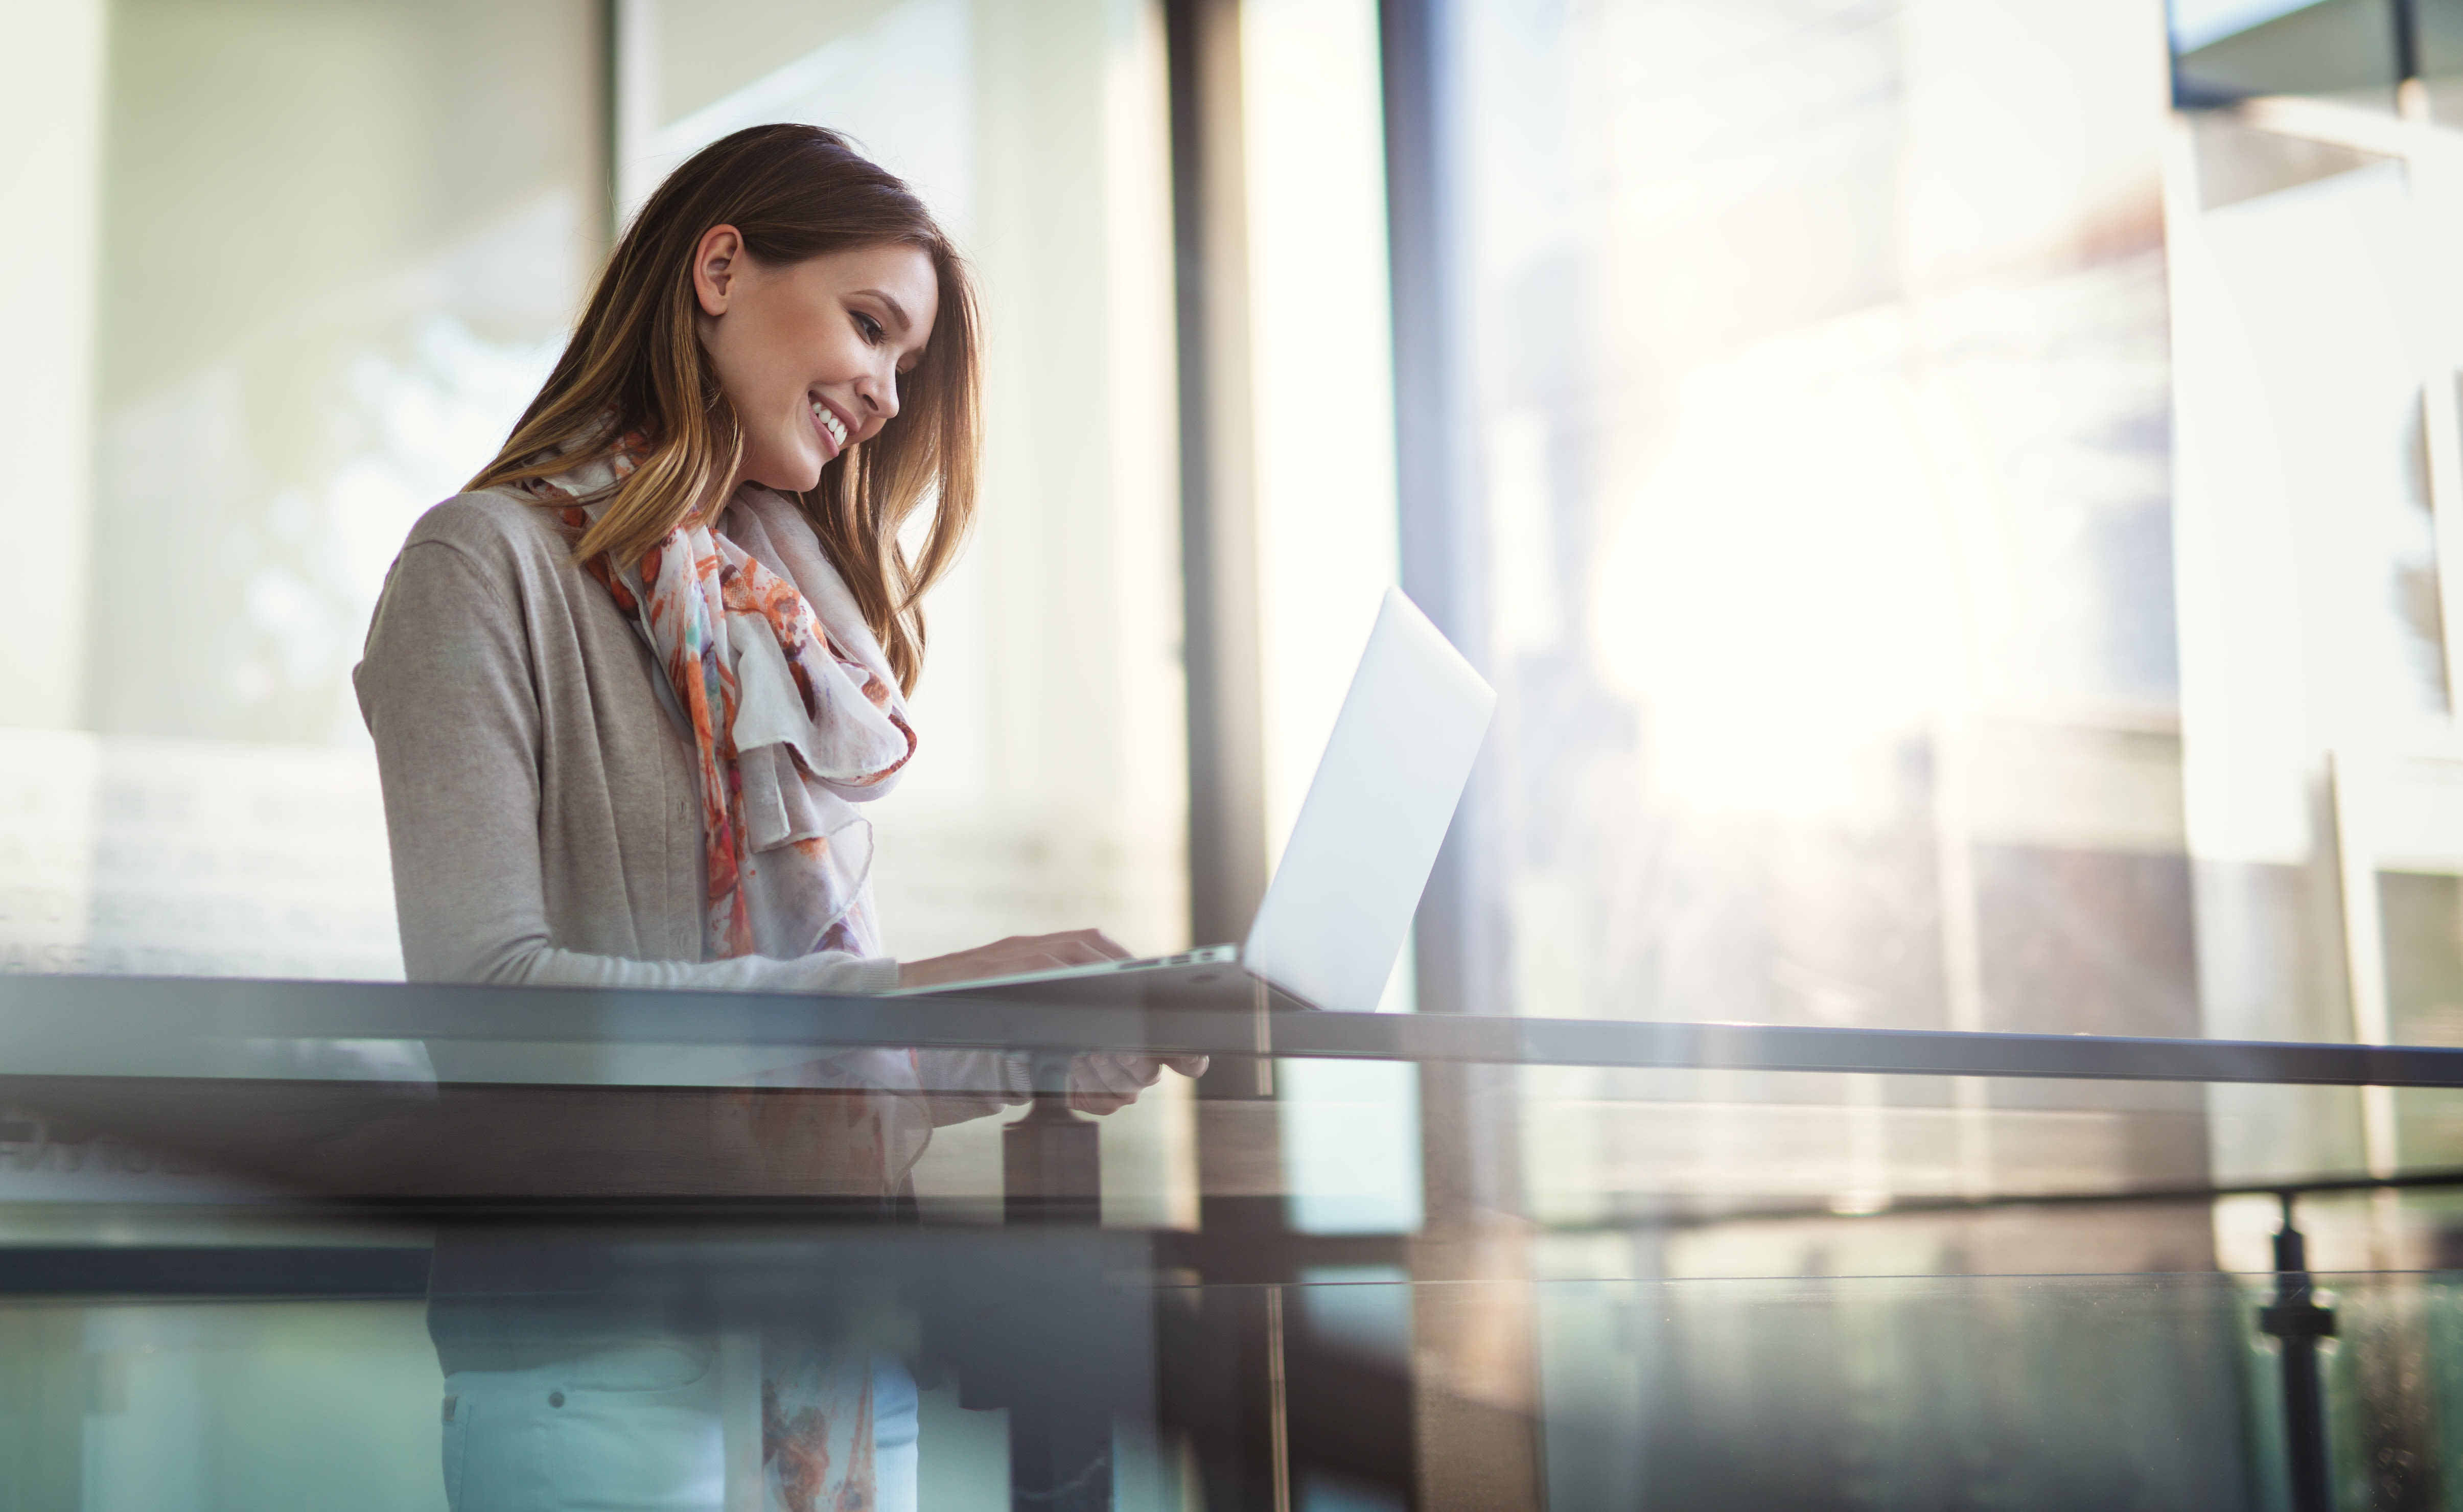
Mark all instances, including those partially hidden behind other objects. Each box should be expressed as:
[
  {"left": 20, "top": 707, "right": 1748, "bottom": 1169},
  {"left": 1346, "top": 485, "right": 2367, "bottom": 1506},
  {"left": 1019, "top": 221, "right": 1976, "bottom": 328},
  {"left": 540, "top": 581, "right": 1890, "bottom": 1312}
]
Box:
[{"left": 792, "top": 244, "right": 938, "bottom": 323}]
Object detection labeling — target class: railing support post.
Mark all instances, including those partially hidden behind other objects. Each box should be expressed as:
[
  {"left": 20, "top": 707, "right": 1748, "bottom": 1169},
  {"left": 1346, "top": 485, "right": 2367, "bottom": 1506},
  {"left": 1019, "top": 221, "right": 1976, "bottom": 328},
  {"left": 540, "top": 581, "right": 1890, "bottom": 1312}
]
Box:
[
  {"left": 1001, "top": 1051, "right": 1112, "bottom": 1512},
  {"left": 1005, "top": 1052, "right": 1101, "bottom": 1227},
  {"left": 2258, "top": 1191, "right": 2337, "bottom": 1512}
]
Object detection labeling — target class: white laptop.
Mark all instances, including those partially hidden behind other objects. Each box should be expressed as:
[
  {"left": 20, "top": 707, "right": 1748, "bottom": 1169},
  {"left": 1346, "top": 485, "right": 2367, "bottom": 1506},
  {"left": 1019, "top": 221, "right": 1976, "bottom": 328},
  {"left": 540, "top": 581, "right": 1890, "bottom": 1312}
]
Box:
[{"left": 894, "top": 588, "right": 1496, "bottom": 1012}]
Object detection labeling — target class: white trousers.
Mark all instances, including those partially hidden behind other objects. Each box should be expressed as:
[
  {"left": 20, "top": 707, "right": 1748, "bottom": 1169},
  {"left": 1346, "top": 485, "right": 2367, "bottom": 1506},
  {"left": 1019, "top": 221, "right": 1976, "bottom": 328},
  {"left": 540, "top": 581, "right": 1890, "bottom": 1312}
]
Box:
[{"left": 442, "top": 1344, "right": 918, "bottom": 1512}]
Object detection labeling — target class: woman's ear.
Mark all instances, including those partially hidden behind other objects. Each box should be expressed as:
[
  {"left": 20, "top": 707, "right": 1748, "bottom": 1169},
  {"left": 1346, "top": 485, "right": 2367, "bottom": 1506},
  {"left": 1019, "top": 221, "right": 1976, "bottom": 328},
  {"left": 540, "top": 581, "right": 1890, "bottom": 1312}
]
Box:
[{"left": 692, "top": 225, "right": 745, "bottom": 317}]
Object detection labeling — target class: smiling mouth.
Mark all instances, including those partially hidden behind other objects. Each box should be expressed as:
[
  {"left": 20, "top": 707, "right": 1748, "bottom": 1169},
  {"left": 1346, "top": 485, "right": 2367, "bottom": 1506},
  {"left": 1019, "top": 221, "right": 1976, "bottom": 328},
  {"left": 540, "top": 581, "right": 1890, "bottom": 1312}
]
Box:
[{"left": 810, "top": 398, "right": 849, "bottom": 453}]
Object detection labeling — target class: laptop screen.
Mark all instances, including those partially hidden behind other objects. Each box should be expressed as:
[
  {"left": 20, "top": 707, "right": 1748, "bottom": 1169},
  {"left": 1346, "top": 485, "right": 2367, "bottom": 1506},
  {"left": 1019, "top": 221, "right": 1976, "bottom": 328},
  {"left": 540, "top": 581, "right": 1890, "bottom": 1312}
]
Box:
[{"left": 1242, "top": 589, "right": 1496, "bottom": 1012}]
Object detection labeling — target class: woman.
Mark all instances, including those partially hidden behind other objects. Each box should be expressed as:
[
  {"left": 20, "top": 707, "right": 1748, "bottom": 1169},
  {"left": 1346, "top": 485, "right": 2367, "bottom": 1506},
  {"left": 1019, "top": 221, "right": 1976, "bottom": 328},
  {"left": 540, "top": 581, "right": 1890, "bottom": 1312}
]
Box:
[{"left": 357, "top": 124, "right": 1200, "bottom": 1511}]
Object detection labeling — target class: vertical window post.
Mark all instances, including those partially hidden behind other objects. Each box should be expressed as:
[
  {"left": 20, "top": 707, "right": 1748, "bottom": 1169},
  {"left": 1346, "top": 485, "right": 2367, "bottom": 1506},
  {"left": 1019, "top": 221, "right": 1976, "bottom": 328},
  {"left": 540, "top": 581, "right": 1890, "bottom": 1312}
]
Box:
[{"left": 1166, "top": 0, "right": 1271, "bottom": 953}]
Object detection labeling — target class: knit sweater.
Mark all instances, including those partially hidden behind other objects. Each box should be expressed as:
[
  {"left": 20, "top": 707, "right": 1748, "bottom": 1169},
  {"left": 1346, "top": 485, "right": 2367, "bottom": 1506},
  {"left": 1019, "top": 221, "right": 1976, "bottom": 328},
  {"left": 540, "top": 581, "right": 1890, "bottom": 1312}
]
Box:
[{"left": 354, "top": 487, "right": 902, "bottom": 995}]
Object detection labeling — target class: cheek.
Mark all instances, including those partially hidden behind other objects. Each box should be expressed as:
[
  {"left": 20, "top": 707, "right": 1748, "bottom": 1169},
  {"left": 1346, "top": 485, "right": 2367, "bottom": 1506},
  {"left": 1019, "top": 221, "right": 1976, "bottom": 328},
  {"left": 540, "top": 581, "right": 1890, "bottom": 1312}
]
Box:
[
  {"left": 723, "top": 309, "right": 817, "bottom": 412},
  {"left": 754, "top": 331, "right": 809, "bottom": 405},
  {"left": 708, "top": 332, "right": 774, "bottom": 420}
]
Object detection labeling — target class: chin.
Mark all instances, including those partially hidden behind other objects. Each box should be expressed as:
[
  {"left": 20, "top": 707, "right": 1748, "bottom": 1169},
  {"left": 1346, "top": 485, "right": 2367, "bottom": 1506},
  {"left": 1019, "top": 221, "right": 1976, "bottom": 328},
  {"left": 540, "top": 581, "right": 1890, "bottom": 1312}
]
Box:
[{"left": 754, "top": 441, "right": 824, "bottom": 495}]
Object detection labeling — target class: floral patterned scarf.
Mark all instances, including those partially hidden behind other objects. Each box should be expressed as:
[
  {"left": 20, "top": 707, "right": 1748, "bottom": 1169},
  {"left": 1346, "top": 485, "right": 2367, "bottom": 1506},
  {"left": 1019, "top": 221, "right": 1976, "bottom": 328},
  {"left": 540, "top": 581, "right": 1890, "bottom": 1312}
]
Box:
[{"left": 522, "top": 444, "right": 916, "bottom": 963}]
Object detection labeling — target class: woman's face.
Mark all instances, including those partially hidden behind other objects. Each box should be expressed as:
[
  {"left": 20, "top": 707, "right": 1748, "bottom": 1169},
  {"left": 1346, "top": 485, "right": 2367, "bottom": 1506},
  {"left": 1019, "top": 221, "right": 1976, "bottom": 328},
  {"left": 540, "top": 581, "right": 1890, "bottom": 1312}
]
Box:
[{"left": 691, "top": 229, "right": 939, "bottom": 496}]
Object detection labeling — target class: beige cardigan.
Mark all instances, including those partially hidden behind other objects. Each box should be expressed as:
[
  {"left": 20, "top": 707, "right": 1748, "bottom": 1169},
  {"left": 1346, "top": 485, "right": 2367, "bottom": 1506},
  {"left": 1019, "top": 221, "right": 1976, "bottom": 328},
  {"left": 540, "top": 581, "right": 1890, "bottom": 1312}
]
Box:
[{"left": 354, "top": 488, "right": 901, "bottom": 995}]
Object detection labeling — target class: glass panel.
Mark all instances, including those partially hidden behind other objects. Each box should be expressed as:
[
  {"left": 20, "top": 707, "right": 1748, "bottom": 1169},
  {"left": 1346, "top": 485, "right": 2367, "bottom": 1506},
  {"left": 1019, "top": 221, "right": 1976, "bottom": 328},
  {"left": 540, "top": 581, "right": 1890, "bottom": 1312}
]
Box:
[
  {"left": 2, "top": 2, "right": 1186, "bottom": 988},
  {"left": 1240, "top": 0, "right": 1405, "bottom": 875},
  {"left": 0, "top": 1300, "right": 444, "bottom": 1510},
  {"left": 22, "top": 1255, "right": 2463, "bottom": 1509},
  {"left": 1445, "top": 0, "right": 2187, "bottom": 1033},
  {"left": 2420, "top": 0, "right": 2463, "bottom": 124},
  {"left": 1518, "top": 1066, "right": 2224, "bottom": 1230},
  {"left": 0, "top": 0, "right": 603, "bottom": 984},
  {"left": 2173, "top": 0, "right": 2402, "bottom": 112},
  {"left": 6, "top": 977, "right": 2463, "bottom": 1505},
  {"left": 624, "top": 0, "right": 1190, "bottom": 967}
]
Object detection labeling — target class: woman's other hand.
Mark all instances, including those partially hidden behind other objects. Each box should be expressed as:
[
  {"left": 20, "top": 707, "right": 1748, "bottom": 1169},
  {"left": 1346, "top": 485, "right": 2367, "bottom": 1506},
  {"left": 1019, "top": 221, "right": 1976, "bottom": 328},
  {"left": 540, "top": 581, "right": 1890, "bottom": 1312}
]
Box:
[
  {"left": 893, "top": 930, "right": 1212, "bottom": 1110},
  {"left": 896, "top": 928, "right": 1134, "bottom": 989},
  {"left": 1068, "top": 1051, "right": 1213, "bottom": 1115}
]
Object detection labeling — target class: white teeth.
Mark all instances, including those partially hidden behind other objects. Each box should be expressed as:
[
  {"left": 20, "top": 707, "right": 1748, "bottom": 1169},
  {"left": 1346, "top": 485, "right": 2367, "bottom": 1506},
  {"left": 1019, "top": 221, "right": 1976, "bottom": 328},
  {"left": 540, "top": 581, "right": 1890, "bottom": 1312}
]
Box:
[{"left": 812, "top": 402, "right": 847, "bottom": 448}]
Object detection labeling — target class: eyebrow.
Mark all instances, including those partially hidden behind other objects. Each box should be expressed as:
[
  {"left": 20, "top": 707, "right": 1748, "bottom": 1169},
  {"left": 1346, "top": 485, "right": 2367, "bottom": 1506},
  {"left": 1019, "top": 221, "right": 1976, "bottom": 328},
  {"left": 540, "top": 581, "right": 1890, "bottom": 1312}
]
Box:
[{"left": 857, "top": 288, "right": 915, "bottom": 334}]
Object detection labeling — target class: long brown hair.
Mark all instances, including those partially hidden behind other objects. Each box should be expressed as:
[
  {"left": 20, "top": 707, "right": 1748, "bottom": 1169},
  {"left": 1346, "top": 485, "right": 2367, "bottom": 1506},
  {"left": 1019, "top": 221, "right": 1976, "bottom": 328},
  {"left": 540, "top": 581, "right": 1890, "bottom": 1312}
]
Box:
[{"left": 468, "top": 124, "right": 979, "bottom": 693}]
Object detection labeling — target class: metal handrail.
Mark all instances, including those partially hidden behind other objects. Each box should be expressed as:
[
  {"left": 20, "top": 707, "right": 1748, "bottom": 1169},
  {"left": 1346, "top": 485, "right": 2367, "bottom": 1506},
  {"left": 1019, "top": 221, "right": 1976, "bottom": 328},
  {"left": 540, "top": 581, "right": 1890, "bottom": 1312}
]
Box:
[{"left": 4, "top": 973, "right": 2463, "bottom": 1087}]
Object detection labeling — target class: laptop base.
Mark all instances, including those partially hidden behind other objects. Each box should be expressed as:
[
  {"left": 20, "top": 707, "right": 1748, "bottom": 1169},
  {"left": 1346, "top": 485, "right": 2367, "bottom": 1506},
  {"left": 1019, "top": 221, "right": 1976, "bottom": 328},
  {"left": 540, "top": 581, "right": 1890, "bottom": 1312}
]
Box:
[{"left": 898, "top": 953, "right": 1317, "bottom": 1012}]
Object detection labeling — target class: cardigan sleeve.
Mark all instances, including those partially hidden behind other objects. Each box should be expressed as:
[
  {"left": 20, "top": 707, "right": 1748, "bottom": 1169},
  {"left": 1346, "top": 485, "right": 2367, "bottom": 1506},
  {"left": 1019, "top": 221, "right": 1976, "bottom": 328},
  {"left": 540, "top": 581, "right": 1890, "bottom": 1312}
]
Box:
[{"left": 354, "top": 533, "right": 899, "bottom": 995}]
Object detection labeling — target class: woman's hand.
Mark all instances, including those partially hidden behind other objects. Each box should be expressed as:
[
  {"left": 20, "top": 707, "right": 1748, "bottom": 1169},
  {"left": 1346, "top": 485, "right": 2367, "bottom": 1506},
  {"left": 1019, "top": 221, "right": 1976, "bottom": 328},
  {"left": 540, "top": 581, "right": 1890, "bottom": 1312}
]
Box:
[
  {"left": 894, "top": 930, "right": 1212, "bottom": 1110},
  {"left": 1068, "top": 1050, "right": 1213, "bottom": 1115},
  {"left": 896, "top": 928, "right": 1135, "bottom": 989}
]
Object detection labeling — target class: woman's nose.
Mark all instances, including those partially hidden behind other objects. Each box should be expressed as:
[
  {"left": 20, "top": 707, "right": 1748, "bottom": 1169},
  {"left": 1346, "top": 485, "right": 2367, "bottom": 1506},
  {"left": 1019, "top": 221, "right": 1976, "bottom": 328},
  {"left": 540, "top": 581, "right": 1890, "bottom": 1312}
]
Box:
[{"left": 857, "top": 368, "right": 900, "bottom": 424}]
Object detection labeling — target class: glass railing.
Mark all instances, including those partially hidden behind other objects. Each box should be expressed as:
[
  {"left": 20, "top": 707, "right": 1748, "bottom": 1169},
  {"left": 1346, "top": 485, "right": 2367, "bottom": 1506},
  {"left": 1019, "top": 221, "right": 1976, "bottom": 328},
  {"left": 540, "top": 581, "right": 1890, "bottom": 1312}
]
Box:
[
  {"left": 13, "top": 1261, "right": 2459, "bottom": 1510},
  {"left": 8, "top": 973, "right": 2463, "bottom": 1510}
]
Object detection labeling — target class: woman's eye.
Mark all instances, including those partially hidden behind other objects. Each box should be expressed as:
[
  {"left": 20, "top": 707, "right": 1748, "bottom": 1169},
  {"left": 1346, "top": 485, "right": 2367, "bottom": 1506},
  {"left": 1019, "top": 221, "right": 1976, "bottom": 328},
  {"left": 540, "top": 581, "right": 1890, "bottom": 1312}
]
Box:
[{"left": 854, "top": 312, "right": 884, "bottom": 343}]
